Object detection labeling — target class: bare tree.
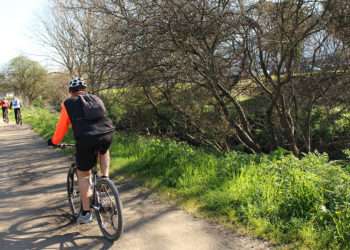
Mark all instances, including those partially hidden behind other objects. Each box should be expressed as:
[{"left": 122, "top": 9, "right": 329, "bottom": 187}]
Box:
[
  {"left": 92, "top": 0, "right": 262, "bottom": 152},
  {"left": 40, "top": 0, "right": 116, "bottom": 92},
  {"left": 243, "top": 0, "right": 350, "bottom": 154},
  {"left": 40, "top": 0, "right": 350, "bottom": 155}
]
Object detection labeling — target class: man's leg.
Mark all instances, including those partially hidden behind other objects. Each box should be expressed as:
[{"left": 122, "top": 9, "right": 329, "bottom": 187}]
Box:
[
  {"left": 99, "top": 150, "right": 110, "bottom": 177},
  {"left": 2, "top": 108, "right": 6, "bottom": 122},
  {"left": 77, "top": 169, "right": 91, "bottom": 212},
  {"left": 14, "top": 109, "right": 18, "bottom": 124},
  {"left": 16, "top": 109, "right": 20, "bottom": 124},
  {"left": 4, "top": 109, "right": 8, "bottom": 122}
]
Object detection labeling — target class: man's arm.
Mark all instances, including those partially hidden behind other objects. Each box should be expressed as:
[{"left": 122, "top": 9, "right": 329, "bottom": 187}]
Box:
[{"left": 49, "top": 104, "right": 71, "bottom": 145}]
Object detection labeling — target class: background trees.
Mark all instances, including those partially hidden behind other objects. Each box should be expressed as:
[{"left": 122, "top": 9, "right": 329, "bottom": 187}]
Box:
[
  {"left": 0, "top": 56, "right": 71, "bottom": 109},
  {"left": 3, "top": 56, "right": 48, "bottom": 104},
  {"left": 35, "top": 0, "right": 350, "bottom": 157}
]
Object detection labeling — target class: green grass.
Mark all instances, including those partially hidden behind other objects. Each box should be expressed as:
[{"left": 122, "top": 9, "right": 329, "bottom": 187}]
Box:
[{"left": 24, "top": 107, "right": 350, "bottom": 250}]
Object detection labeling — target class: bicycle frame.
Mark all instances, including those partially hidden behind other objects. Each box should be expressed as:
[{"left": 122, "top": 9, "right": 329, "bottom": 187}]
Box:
[{"left": 90, "top": 166, "right": 101, "bottom": 212}]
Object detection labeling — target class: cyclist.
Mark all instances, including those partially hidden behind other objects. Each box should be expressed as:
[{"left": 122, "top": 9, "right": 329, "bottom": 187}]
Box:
[
  {"left": 0, "top": 98, "right": 9, "bottom": 123},
  {"left": 48, "top": 77, "right": 115, "bottom": 224},
  {"left": 11, "top": 97, "right": 22, "bottom": 125}
]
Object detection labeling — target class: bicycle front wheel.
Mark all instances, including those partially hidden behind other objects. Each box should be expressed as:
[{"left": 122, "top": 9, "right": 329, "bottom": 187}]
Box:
[
  {"left": 67, "top": 164, "right": 81, "bottom": 219},
  {"left": 95, "top": 178, "right": 123, "bottom": 241}
]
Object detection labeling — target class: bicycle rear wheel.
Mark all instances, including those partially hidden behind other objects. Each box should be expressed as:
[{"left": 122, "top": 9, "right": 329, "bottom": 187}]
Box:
[
  {"left": 95, "top": 178, "right": 123, "bottom": 241},
  {"left": 67, "top": 164, "right": 81, "bottom": 219},
  {"left": 17, "top": 110, "right": 22, "bottom": 125}
]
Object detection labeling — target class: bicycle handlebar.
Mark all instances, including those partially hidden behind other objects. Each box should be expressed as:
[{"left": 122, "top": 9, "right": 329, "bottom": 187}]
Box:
[{"left": 57, "top": 143, "right": 75, "bottom": 149}]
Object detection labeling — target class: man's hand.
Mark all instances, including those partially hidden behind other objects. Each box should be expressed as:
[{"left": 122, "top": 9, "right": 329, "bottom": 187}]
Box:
[{"left": 47, "top": 138, "right": 56, "bottom": 147}]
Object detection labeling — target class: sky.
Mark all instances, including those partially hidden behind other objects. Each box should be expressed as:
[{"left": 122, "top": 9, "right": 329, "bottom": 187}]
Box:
[{"left": 0, "top": 0, "right": 53, "bottom": 70}]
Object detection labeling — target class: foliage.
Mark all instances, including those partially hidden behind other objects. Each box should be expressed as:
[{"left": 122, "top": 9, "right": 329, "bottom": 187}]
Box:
[
  {"left": 101, "top": 87, "right": 350, "bottom": 158},
  {"left": 43, "top": 72, "right": 70, "bottom": 109},
  {"left": 23, "top": 107, "right": 74, "bottom": 142},
  {"left": 4, "top": 56, "right": 48, "bottom": 104}
]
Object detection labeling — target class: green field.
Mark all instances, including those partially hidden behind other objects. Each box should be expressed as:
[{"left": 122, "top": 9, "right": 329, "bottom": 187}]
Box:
[{"left": 24, "top": 107, "right": 350, "bottom": 250}]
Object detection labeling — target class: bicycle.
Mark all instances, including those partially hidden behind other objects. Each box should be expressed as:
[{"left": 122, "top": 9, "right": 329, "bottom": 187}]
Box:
[
  {"left": 58, "top": 143, "right": 124, "bottom": 241},
  {"left": 2, "top": 108, "right": 9, "bottom": 123},
  {"left": 14, "top": 108, "right": 22, "bottom": 125}
]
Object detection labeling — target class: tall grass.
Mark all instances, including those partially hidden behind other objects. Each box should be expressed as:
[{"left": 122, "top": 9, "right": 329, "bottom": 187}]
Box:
[{"left": 24, "top": 107, "right": 350, "bottom": 249}]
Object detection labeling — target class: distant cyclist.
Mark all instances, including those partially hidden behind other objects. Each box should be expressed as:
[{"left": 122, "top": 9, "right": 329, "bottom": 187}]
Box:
[
  {"left": 48, "top": 77, "right": 115, "bottom": 224},
  {"left": 0, "top": 98, "right": 9, "bottom": 123},
  {"left": 11, "top": 97, "right": 22, "bottom": 125}
]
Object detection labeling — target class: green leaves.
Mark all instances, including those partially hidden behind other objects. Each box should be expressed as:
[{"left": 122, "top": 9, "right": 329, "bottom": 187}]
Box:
[{"left": 6, "top": 56, "right": 48, "bottom": 104}]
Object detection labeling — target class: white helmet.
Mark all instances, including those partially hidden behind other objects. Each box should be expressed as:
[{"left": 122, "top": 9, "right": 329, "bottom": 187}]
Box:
[{"left": 69, "top": 77, "right": 87, "bottom": 90}]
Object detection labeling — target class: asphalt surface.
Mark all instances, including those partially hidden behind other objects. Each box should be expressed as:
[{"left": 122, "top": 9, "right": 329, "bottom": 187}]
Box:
[{"left": 0, "top": 123, "right": 271, "bottom": 250}]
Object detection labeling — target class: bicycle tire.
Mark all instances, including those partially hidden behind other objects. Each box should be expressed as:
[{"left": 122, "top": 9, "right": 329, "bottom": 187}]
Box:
[
  {"left": 95, "top": 178, "right": 123, "bottom": 241},
  {"left": 17, "top": 111, "right": 22, "bottom": 125},
  {"left": 19, "top": 111, "right": 22, "bottom": 125},
  {"left": 67, "top": 164, "right": 81, "bottom": 219}
]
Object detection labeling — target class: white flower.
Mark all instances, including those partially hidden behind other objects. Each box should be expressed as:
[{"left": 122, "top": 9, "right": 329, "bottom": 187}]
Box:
[{"left": 320, "top": 205, "right": 328, "bottom": 213}]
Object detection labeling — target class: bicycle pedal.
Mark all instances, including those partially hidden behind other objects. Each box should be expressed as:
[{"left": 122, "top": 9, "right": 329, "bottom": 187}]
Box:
[{"left": 91, "top": 205, "right": 100, "bottom": 210}]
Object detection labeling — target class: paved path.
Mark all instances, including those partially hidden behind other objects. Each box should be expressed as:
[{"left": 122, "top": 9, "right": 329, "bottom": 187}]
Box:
[{"left": 0, "top": 123, "right": 271, "bottom": 250}]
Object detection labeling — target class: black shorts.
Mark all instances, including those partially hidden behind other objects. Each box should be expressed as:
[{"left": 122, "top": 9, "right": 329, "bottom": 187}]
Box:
[{"left": 75, "top": 132, "right": 114, "bottom": 171}]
